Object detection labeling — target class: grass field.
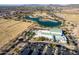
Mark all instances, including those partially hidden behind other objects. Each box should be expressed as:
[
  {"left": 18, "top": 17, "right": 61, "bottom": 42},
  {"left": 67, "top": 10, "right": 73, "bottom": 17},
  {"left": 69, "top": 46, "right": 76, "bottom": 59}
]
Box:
[{"left": 0, "top": 19, "right": 34, "bottom": 48}]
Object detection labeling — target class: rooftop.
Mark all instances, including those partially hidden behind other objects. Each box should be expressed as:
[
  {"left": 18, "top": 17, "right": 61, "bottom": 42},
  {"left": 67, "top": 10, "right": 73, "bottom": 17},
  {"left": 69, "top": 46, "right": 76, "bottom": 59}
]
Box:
[{"left": 34, "top": 28, "right": 66, "bottom": 43}]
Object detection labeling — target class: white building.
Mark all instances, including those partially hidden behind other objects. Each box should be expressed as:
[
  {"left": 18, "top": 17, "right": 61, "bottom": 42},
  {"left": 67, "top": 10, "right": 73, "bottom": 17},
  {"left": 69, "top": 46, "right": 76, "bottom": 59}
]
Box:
[{"left": 34, "top": 28, "right": 67, "bottom": 43}]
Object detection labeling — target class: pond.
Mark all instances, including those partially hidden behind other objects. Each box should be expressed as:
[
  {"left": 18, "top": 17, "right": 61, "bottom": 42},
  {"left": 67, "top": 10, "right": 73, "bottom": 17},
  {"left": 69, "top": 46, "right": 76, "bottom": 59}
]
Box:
[{"left": 24, "top": 16, "right": 62, "bottom": 27}]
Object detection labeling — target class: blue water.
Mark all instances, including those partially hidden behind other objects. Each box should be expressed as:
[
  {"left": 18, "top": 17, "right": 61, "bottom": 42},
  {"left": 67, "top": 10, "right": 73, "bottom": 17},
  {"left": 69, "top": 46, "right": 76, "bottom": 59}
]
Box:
[{"left": 25, "top": 16, "right": 62, "bottom": 27}]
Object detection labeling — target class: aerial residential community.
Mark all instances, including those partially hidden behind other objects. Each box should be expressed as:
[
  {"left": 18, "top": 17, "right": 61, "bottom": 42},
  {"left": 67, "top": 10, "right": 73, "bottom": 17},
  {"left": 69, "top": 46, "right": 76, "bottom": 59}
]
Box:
[{"left": 0, "top": 4, "right": 79, "bottom": 55}]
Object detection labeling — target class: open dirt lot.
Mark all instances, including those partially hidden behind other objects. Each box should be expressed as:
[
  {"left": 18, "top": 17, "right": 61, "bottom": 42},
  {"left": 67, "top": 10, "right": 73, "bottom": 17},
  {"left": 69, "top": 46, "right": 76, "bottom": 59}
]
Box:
[
  {"left": 55, "top": 12, "right": 79, "bottom": 24},
  {"left": 0, "top": 19, "right": 34, "bottom": 48}
]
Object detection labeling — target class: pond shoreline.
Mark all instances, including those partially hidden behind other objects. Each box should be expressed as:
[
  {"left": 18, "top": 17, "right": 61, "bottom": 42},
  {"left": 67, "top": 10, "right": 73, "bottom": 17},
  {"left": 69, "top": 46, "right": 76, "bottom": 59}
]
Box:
[{"left": 24, "top": 16, "right": 62, "bottom": 27}]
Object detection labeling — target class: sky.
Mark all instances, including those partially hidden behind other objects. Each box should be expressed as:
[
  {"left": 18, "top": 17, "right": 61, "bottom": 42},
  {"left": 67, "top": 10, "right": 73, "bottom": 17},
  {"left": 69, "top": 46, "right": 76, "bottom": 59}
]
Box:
[{"left": 0, "top": 0, "right": 79, "bottom": 4}]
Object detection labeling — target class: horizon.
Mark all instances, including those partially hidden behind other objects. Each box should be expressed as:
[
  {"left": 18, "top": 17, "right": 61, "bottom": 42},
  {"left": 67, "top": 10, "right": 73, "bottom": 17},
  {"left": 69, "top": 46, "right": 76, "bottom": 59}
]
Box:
[
  {"left": 0, "top": 4, "right": 73, "bottom": 6},
  {"left": 0, "top": 0, "right": 79, "bottom": 4}
]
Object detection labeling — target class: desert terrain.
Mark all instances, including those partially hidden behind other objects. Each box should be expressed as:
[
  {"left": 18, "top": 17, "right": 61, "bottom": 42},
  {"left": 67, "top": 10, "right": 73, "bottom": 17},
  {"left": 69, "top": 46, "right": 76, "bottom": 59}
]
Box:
[
  {"left": 55, "top": 12, "right": 79, "bottom": 24},
  {"left": 0, "top": 19, "right": 34, "bottom": 48}
]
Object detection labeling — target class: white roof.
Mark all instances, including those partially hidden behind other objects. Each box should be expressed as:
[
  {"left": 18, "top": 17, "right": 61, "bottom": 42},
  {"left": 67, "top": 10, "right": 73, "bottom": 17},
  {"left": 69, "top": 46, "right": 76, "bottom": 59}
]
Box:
[
  {"left": 34, "top": 29, "right": 66, "bottom": 42},
  {"left": 37, "top": 29, "right": 62, "bottom": 36}
]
